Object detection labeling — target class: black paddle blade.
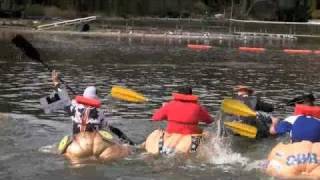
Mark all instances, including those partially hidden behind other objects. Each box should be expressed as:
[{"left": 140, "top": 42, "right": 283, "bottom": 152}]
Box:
[{"left": 12, "top": 34, "right": 41, "bottom": 61}]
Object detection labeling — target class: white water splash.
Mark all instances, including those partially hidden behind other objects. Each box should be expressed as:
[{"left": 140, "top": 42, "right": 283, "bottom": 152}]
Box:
[
  {"left": 245, "top": 159, "right": 268, "bottom": 171},
  {"left": 38, "top": 143, "right": 59, "bottom": 154},
  {"left": 201, "top": 137, "right": 249, "bottom": 167}
]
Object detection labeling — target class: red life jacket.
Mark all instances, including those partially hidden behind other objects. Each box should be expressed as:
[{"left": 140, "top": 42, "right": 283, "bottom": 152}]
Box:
[
  {"left": 294, "top": 104, "right": 320, "bottom": 119},
  {"left": 152, "top": 93, "right": 213, "bottom": 134},
  {"left": 172, "top": 93, "right": 198, "bottom": 102},
  {"left": 75, "top": 95, "right": 101, "bottom": 108}
]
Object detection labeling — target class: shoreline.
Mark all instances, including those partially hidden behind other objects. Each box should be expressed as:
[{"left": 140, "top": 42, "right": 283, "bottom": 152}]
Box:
[
  {"left": 2, "top": 17, "right": 320, "bottom": 41},
  {"left": 0, "top": 25, "right": 236, "bottom": 42}
]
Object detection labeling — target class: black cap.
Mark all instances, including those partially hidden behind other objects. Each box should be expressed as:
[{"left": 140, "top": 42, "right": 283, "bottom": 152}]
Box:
[
  {"left": 287, "top": 93, "right": 315, "bottom": 106},
  {"left": 177, "top": 86, "right": 192, "bottom": 95}
]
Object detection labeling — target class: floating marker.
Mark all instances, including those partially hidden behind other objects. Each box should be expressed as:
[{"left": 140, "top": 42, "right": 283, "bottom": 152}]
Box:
[
  {"left": 239, "top": 47, "right": 266, "bottom": 53},
  {"left": 283, "top": 49, "right": 313, "bottom": 55},
  {"left": 187, "top": 44, "right": 212, "bottom": 50}
]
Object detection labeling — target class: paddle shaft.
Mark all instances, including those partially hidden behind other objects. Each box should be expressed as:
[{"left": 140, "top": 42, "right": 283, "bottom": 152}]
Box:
[
  {"left": 38, "top": 56, "right": 77, "bottom": 95},
  {"left": 12, "top": 34, "right": 76, "bottom": 95}
]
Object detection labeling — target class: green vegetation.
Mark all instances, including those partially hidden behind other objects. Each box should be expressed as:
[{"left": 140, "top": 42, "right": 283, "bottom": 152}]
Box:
[
  {"left": 24, "top": 4, "right": 45, "bottom": 17},
  {"left": 0, "top": 0, "right": 316, "bottom": 21},
  {"left": 0, "top": 0, "right": 227, "bottom": 18}
]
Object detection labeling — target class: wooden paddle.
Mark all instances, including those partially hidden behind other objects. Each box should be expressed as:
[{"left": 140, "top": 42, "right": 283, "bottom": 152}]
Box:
[{"left": 221, "top": 98, "right": 258, "bottom": 138}]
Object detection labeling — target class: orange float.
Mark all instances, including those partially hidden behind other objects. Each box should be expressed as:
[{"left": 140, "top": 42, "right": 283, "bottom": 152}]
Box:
[
  {"left": 313, "top": 50, "right": 320, "bottom": 55},
  {"left": 266, "top": 141, "right": 320, "bottom": 179},
  {"left": 283, "top": 49, "right": 313, "bottom": 55},
  {"left": 239, "top": 47, "right": 266, "bottom": 53},
  {"left": 187, "top": 44, "right": 212, "bottom": 50},
  {"left": 58, "top": 131, "right": 131, "bottom": 162},
  {"left": 144, "top": 129, "right": 209, "bottom": 155}
]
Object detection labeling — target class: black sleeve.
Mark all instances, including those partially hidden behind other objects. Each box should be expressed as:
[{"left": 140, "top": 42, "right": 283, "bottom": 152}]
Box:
[
  {"left": 255, "top": 98, "right": 274, "bottom": 112},
  {"left": 64, "top": 104, "right": 75, "bottom": 116},
  {"left": 108, "top": 125, "right": 136, "bottom": 145}
]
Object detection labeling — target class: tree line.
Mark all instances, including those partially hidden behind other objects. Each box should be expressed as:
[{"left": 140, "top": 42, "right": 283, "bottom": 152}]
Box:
[
  {"left": 0, "top": 0, "right": 231, "bottom": 17},
  {"left": 0, "top": 0, "right": 313, "bottom": 22}
]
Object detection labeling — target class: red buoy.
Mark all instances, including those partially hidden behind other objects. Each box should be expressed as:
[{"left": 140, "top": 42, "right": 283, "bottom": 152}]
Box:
[
  {"left": 313, "top": 50, "right": 320, "bottom": 55},
  {"left": 283, "top": 49, "right": 313, "bottom": 55},
  {"left": 239, "top": 47, "right": 266, "bottom": 53},
  {"left": 187, "top": 44, "right": 212, "bottom": 50}
]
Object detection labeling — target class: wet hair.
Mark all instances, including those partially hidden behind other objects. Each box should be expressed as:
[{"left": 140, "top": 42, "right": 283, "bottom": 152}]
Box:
[
  {"left": 287, "top": 93, "right": 316, "bottom": 106},
  {"left": 177, "top": 86, "right": 192, "bottom": 95}
]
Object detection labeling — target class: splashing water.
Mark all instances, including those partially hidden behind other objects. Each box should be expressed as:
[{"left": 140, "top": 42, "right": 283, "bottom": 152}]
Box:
[
  {"left": 245, "top": 159, "right": 269, "bottom": 171},
  {"left": 200, "top": 136, "right": 249, "bottom": 167},
  {"left": 39, "top": 143, "right": 59, "bottom": 154}
]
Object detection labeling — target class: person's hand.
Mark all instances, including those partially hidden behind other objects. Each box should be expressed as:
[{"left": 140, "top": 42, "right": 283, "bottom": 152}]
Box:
[
  {"left": 269, "top": 117, "right": 280, "bottom": 135},
  {"left": 270, "top": 116, "right": 280, "bottom": 125},
  {"left": 52, "top": 70, "right": 60, "bottom": 87}
]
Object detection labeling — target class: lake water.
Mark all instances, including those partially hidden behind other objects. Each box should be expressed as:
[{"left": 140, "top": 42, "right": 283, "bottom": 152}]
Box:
[{"left": 0, "top": 31, "right": 320, "bottom": 180}]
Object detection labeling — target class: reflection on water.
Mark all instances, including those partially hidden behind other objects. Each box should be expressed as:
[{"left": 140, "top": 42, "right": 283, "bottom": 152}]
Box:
[{"left": 0, "top": 31, "right": 320, "bottom": 179}]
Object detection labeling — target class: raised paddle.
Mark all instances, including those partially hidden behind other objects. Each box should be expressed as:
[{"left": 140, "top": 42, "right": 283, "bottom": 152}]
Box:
[
  {"left": 11, "top": 34, "right": 136, "bottom": 145},
  {"left": 11, "top": 34, "right": 76, "bottom": 95}
]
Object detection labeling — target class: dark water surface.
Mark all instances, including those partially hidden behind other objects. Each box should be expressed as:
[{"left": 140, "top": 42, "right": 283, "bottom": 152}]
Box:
[{"left": 0, "top": 31, "right": 320, "bottom": 180}]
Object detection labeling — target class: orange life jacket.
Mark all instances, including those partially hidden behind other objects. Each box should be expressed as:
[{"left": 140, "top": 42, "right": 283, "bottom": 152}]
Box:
[
  {"left": 75, "top": 95, "right": 101, "bottom": 108},
  {"left": 294, "top": 104, "right": 320, "bottom": 119}
]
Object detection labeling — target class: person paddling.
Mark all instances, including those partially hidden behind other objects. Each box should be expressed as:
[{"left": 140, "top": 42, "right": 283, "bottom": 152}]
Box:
[
  {"left": 266, "top": 94, "right": 320, "bottom": 179},
  {"left": 269, "top": 93, "right": 320, "bottom": 143},
  {"left": 143, "top": 86, "right": 213, "bottom": 155},
  {"left": 152, "top": 86, "right": 213, "bottom": 135},
  {"left": 233, "top": 85, "right": 274, "bottom": 113},
  {"left": 52, "top": 70, "right": 135, "bottom": 145},
  {"left": 231, "top": 85, "right": 274, "bottom": 138}
]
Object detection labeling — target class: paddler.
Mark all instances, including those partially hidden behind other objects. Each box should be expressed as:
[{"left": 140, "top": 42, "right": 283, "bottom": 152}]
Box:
[
  {"left": 51, "top": 70, "right": 135, "bottom": 145},
  {"left": 230, "top": 85, "right": 274, "bottom": 138},
  {"left": 144, "top": 86, "right": 213, "bottom": 155},
  {"left": 269, "top": 93, "right": 320, "bottom": 142},
  {"left": 152, "top": 86, "right": 213, "bottom": 134},
  {"left": 265, "top": 94, "right": 320, "bottom": 178}
]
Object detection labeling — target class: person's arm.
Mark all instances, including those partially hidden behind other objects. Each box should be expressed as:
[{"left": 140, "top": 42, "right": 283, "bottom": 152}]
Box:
[
  {"left": 52, "top": 70, "right": 73, "bottom": 98},
  {"left": 199, "top": 106, "right": 213, "bottom": 124},
  {"left": 52, "top": 70, "right": 61, "bottom": 90},
  {"left": 256, "top": 97, "right": 274, "bottom": 112},
  {"left": 151, "top": 103, "right": 169, "bottom": 121},
  {"left": 64, "top": 100, "right": 76, "bottom": 115},
  {"left": 269, "top": 116, "right": 296, "bottom": 135},
  {"left": 52, "top": 70, "right": 74, "bottom": 114},
  {"left": 269, "top": 117, "right": 280, "bottom": 135},
  {"left": 100, "top": 110, "right": 108, "bottom": 129}
]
